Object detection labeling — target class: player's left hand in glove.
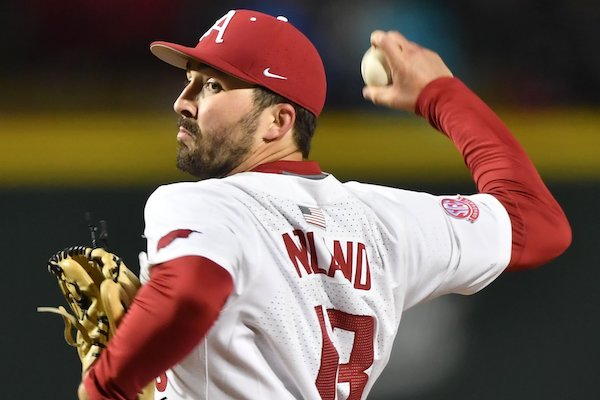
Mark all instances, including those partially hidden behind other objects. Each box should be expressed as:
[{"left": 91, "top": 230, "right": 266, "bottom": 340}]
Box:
[{"left": 38, "top": 246, "right": 154, "bottom": 399}]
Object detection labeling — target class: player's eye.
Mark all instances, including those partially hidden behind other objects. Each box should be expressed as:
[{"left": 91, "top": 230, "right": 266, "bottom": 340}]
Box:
[{"left": 202, "top": 78, "right": 223, "bottom": 94}]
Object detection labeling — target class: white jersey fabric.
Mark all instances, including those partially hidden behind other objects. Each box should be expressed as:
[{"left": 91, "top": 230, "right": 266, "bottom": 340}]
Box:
[{"left": 141, "top": 169, "right": 511, "bottom": 400}]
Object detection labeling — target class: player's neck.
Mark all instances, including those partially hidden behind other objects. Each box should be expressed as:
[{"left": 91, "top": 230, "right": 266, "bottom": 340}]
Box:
[{"left": 228, "top": 148, "right": 304, "bottom": 176}]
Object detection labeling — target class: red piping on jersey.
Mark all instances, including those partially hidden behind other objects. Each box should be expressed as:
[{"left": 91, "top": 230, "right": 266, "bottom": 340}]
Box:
[
  {"left": 416, "top": 77, "right": 571, "bottom": 270},
  {"left": 250, "top": 160, "right": 323, "bottom": 175}
]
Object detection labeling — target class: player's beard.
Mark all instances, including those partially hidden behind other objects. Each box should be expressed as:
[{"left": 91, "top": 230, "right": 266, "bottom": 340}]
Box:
[{"left": 176, "top": 109, "right": 259, "bottom": 179}]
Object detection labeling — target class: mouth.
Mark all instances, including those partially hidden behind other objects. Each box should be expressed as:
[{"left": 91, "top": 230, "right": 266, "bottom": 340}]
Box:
[{"left": 177, "top": 127, "right": 195, "bottom": 145}]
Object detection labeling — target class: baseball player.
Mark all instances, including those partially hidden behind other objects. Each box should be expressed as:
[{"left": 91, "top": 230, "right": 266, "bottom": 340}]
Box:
[{"left": 78, "top": 9, "right": 571, "bottom": 400}]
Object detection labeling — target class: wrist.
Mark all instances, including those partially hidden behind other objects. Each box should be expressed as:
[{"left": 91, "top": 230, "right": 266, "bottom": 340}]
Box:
[{"left": 414, "top": 76, "right": 461, "bottom": 116}]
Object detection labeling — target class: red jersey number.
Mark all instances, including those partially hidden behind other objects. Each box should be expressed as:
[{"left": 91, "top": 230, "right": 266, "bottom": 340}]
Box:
[{"left": 315, "top": 306, "right": 375, "bottom": 400}]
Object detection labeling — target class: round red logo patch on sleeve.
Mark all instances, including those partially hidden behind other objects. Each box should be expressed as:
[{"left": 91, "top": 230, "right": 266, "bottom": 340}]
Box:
[{"left": 441, "top": 196, "right": 480, "bottom": 223}]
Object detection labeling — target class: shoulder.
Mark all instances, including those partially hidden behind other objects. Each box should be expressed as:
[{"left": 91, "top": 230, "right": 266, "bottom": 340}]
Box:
[
  {"left": 149, "top": 179, "right": 226, "bottom": 197},
  {"left": 144, "top": 179, "right": 249, "bottom": 225},
  {"left": 343, "top": 180, "right": 433, "bottom": 206},
  {"left": 147, "top": 179, "right": 236, "bottom": 207}
]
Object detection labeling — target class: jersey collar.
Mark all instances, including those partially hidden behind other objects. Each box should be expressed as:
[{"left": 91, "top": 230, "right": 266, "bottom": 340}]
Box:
[{"left": 250, "top": 160, "right": 323, "bottom": 176}]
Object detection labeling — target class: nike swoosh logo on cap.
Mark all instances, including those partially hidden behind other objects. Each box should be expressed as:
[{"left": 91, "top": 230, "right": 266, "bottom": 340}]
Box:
[{"left": 263, "top": 68, "right": 288, "bottom": 80}]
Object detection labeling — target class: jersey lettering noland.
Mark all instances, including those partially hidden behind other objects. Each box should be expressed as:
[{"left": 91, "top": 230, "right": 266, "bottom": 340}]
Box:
[{"left": 282, "top": 229, "right": 372, "bottom": 290}]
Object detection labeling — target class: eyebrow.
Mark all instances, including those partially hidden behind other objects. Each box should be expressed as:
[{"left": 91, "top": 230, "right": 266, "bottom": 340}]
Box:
[
  {"left": 186, "top": 61, "right": 219, "bottom": 76},
  {"left": 184, "top": 61, "right": 255, "bottom": 89}
]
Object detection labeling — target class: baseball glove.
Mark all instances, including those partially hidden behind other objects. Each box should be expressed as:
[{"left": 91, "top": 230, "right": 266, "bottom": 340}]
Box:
[{"left": 38, "top": 246, "right": 154, "bottom": 399}]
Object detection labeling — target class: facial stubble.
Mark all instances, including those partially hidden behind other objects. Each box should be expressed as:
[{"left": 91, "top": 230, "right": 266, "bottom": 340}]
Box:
[{"left": 176, "top": 108, "right": 260, "bottom": 179}]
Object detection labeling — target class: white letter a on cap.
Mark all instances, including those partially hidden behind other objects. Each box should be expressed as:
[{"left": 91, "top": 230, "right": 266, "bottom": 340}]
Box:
[{"left": 199, "top": 10, "right": 235, "bottom": 44}]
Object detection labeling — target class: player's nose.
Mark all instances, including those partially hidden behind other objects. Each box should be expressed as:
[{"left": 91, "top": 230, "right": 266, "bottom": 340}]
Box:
[{"left": 174, "top": 89, "right": 198, "bottom": 119}]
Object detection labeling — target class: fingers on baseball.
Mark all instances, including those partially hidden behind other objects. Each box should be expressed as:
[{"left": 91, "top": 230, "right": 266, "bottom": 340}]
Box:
[
  {"left": 370, "top": 31, "right": 411, "bottom": 77},
  {"left": 362, "top": 86, "right": 397, "bottom": 107},
  {"left": 372, "top": 30, "right": 414, "bottom": 52}
]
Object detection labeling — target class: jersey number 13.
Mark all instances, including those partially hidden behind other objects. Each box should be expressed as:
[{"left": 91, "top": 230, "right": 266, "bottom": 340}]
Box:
[{"left": 314, "top": 305, "right": 375, "bottom": 400}]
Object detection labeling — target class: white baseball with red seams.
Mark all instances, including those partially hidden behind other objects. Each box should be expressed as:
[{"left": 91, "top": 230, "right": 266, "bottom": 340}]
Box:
[{"left": 141, "top": 162, "right": 511, "bottom": 399}]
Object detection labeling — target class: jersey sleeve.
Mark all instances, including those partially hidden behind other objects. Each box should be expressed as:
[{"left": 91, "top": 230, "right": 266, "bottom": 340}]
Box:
[
  {"left": 143, "top": 183, "right": 243, "bottom": 279},
  {"left": 416, "top": 77, "right": 571, "bottom": 270},
  {"left": 421, "top": 193, "right": 511, "bottom": 297},
  {"left": 346, "top": 183, "right": 511, "bottom": 308}
]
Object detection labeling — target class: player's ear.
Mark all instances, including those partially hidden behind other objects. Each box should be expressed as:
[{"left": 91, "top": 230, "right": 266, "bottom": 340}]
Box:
[{"left": 263, "top": 103, "right": 295, "bottom": 141}]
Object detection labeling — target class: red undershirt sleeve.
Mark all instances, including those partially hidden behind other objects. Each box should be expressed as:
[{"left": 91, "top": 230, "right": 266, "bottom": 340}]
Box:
[
  {"left": 84, "top": 255, "right": 233, "bottom": 400},
  {"left": 415, "top": 77, "right": 571, "bottom": 270}
]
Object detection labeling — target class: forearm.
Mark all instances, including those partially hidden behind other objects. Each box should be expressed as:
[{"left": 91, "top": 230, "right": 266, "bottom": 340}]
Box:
[
  {"left": 416, "top": 77, "right": 571, "bottom": 269},
  {"left": 84, "top": 256, "right": 233, "bottom": 399}
]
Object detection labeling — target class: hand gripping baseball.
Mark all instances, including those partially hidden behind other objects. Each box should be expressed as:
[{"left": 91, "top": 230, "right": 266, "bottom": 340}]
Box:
[
  {"left": 38, "top": 246, "right": 154, "bottom": 399},
  {"left": 362, "top": 30, "right": 453, "bottom": 112}
]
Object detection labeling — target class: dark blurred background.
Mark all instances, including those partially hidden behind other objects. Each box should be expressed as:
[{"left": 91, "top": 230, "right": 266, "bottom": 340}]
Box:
[{"left": 2, "top": 1, "right": 598, "bottom": 399}]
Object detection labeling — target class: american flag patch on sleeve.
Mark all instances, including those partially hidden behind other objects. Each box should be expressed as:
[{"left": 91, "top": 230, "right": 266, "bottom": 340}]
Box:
[{"left": 298, "top": 205, "right": 326, "bottom": 230}]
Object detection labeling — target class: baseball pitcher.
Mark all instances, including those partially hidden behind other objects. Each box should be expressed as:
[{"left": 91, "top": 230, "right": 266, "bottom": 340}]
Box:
[{"left": 51, "top": 9, "right": 570, "bottom": 400}]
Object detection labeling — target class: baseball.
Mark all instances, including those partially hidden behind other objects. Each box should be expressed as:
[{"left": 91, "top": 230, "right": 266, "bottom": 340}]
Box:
[{"left": 361, "top": 47, "right": 391, "bottom": 86}]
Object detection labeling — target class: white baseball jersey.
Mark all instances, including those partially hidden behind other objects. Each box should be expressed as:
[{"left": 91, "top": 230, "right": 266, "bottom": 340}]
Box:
[{"left": 141, "top": 165, "right": 511, "bottom": 399}]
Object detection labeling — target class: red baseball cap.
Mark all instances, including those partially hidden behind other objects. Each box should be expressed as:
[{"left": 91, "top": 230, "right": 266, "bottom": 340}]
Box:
[{"left": 150, "top": 9, "right": 327, "bottom": 116}]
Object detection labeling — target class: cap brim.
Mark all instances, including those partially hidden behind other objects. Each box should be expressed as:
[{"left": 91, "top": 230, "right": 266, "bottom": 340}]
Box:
[
  {"left": 150, "top": 41, "right": 258, "bottom": 87},
  {"left": 150, "top": 41, "right": 196, "bottom": 70}
]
